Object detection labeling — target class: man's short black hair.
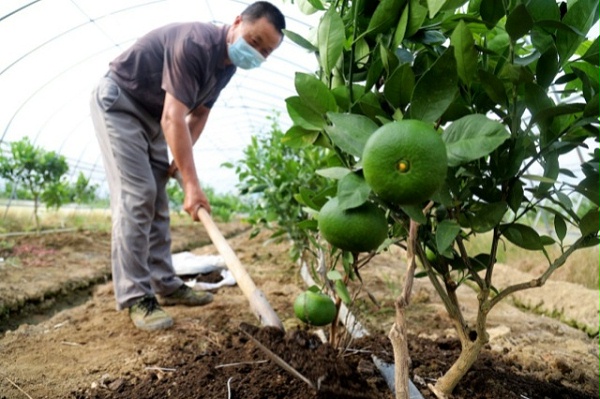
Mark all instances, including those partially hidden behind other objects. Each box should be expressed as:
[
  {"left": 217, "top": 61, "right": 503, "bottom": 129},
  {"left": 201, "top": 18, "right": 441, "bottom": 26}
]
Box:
[{"left": 242, "top": 1, "right": 286, "bottom": 33}]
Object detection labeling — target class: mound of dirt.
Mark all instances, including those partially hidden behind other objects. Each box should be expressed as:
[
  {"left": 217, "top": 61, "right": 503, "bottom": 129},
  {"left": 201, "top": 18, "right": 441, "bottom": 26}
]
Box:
[{"left": 0, "top": 222, "right": 598, "bottom": 399}]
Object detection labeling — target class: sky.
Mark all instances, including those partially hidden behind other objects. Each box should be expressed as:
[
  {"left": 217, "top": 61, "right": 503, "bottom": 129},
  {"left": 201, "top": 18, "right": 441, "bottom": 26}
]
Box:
[{"left": 0, "top": 0, "right": 597, "bottom": 198}]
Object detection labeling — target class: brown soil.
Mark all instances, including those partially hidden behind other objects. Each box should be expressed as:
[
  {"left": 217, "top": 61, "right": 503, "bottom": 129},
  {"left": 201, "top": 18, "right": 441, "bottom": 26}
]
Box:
[{"left": 0, "top": 221, "right": 598, "bottom": 399}]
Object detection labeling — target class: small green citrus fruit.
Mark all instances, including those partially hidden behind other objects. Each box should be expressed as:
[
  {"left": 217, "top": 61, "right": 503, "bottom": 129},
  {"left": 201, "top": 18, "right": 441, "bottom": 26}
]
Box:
[
  {"left": 362, "top": 120, "right": 448, "bottom": 205},
  {"left": 318, "top": 197, "right": 388, "bottom": 253},
  {"left": 293, "top": 290, "right": 337, "bottom": 326}
]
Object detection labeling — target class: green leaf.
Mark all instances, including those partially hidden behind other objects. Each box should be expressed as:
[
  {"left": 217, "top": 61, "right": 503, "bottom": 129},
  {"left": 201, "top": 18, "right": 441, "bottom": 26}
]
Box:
[
  {"left": 401, "top": 205, "right": 427, "bottom": 224},
  {"left": 556, "top": 191, "right": 573, "bottom": 210},
  {"left": 318, "top": 8, "right": 345, "bottom": 75},
  {"left": 332, "top": 84, "right": 366, "bottom": 111},
  {"left": 443, "top": 114, "right": 510, "bottom": 167},
  {"left": 525, "top": 0, "right": 560, "bottom": 22},
  {"left": 575, "top": 176, "right": 600, "bottom": 206},
  {"left": 325, "top": 113, "right": 379, "bottom": 157},
  {"left": 554, "top": 214, "right": 567, "bottom": 242},
  {"left": 316, "top": 167, "right": 352, "bottom": 180},
  {"left": 305, "top": 0, "right": 325, "bottom": 11},
  {"left": 469, "top": 201, "right": 508, "bottom": 233},
  {"left": 334, "top": 280, "right": 352, "bottom": 305},
  {"left": 359, "top": 91, "right": 387, "bottom": 120},
  {"left": 282, "top": 29, "right": 318, "bottom": 52},
  {"left": 337, "top": 173, "right": 371, "bottom": 210},
  {"left": 571, "top": 63, "right": 600, "bottom": 102},
  {"left": 366, "top": 0, "right": 406, "bottom": 37},
  {"left": 579, "top": 208, "right": 600, "bottom": 236},
  {"left": 407, "top": 0, "right": 428, "bottom": 37},
  {"left": 507, "top": 180, "right": 524, "bottom": 212},
  {"left": 298, "top": 219, "right": 318, "bottom": 232},
  {"left": 327, "top": 270, "right": 343, "bottom": 280},
  {"left": 584, "top": 93, "right": 599, "bottom": 117},
  {"left": 410, "top": 48, "right": 459, "bottom": 122},
  {"left": 354, "top": 38, "right": 371, "bottom": 68},
  {"left": 295, "top": 73, "right": 338, "bottom": 115},
  {"left": 282, "top": 125, "right": 320, "bottom": 148},
  {"left": 296, "top": 188, "right": 320, "bottom": 210},
  {"left": 478, "top": 69, "right": 508, "bottom": 106},
  {"left": 427, "top": 0, "right": 446, "bottom": 18},
  {"left": 531, "top": 103, "right": 585, "bottom": 126},
  {"left": 295, "top": 0, "right": 323, "bottom": 14},
  {"left": 535, "top": 151, "right": 559, "bottom": 196},
  {"left": 383, "top": 63, "right": 415, "bottom": 108},
  {"left": 392, "top": 5, "right": 410, "bottom": 48},
  {"left": 451, "top": 20, "right": 478, "bottom": 85},
  {"left": 556, "top": 0, "right": 599, "bottom": 65},
  {"left": 307, "top": 285, "right": 321, "bottom": 293},
  {"left": 501, "top": 223, "right": 544, "bottom": 250},
  {"left": 505, "top": 4, "right": 534, "bottom": 40},
  {"left": 536, "top": 47, "right": 559, "bottom": 88},
  {"left": 521, "top": 174, "right": 556, "bottom": 183},
  {"left": 436, "top": 220, "right": 461, "bottom": 254},
  {"left": 286, "top": 96, "right": 326, "bottom": 130},
  {"left": 470, "top": 254, "right": 492, "bottom": 272},
  {"left": 582, "top": 37, "right": 599, "bottom": 66},
  {"left": 480, "top": 0, "right": 505, "bottom": 29},
  {"left": 524, "top": 82, "right": 554, "bottom": 117}
]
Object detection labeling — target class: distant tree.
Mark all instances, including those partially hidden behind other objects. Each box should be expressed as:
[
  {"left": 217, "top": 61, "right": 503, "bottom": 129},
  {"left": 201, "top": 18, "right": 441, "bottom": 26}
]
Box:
[
  {"left": 0, "top": 137, "right": 69, "bottom": 230},
  {"left": 68, "top": 172, "right": 98, "bottom": 205}
]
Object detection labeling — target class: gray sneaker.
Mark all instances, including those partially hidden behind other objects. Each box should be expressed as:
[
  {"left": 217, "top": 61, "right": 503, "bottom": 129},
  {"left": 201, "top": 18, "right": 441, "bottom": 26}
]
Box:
[
  {"left": 129, "top": 295, "right": 173, "bottom": 331},
  {"left": 158, "top": 284, "right": 214, "bottom": 307}
]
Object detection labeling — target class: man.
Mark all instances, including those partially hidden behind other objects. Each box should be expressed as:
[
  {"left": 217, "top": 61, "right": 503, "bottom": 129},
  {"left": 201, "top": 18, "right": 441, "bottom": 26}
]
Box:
[{"left": 90, "top": 2, "right": 285, "bottom": 331}]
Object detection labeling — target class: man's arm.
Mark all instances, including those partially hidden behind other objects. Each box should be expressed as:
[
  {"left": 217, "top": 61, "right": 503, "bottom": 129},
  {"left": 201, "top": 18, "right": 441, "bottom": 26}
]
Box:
[
  {"left": 187, "top": 104, "right": 211, "bottom": 145},
  {"left": 161, "top": 92, "right": 210, "bottom": 219}
]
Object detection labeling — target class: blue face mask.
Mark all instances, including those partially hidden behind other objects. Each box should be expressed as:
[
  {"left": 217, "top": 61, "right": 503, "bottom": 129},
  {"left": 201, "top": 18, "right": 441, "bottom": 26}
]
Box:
[{"left": 228, "top": 36, "right": 265, "bottom": 70}]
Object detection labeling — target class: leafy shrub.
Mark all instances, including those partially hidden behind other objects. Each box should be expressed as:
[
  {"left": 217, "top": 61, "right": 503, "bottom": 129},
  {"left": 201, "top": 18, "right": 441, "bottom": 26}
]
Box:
[{"left": 226, "top": 115, "right": 334, "bottom": 259}]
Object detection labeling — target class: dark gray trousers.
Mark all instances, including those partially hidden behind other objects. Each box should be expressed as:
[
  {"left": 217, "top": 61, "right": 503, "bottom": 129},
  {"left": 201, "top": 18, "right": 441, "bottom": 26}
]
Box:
[{"left": 90, "top": 74, "right": 183, "bottom": 310}]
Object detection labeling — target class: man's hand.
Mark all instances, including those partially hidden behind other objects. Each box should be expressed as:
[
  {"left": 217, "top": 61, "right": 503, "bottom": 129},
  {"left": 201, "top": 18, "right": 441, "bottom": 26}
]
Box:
[
  {"left": 172, "top": 170, "right": 212, "bottom": 220},
  {"left": 183, "top": 182, "right": 212, "bottom": 220}
]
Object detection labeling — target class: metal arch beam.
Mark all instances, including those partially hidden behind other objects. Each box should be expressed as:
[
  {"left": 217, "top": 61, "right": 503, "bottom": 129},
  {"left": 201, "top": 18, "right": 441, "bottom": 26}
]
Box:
[
  {"left": 1, "top": 0, "right": 315, "bottom": 76},
  {"left": 1, "top": 42, "right": 122, "bottom": 143},
  {"left": 0, "top": 0, "right": 169, "bottom": 76},
  {"left": 0, "top": 36, "right": 301, "bottom": 143},
  {"left": 1, "top": 5, "right": 315, "bottom": 143},
  {"left": 0, "top": 0, "right": 41, "bottom": 22},
  {"left": 0, "top": 1, "right": 317, "bottom": 195}
]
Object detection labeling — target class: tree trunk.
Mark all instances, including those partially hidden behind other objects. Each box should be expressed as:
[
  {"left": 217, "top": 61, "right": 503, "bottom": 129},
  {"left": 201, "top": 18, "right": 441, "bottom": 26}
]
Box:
[
  {"left": 389, "top": 297, "right": 410, "bottom": 399},
  {"left": 429, "top": 336, "right": 486, "bottom": 398},
  {"left": 33, "top": 196, "right": 40, "bottom": 232}
]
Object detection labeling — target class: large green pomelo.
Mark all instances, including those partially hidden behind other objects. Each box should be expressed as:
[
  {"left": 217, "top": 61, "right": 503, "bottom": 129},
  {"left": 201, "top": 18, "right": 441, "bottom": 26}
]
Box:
[
  {"left": 318, "top": 197, "right": 388, "bottom": 253},
  {"left": 362, "top": 120, "right": 448, "bottom": 205}
]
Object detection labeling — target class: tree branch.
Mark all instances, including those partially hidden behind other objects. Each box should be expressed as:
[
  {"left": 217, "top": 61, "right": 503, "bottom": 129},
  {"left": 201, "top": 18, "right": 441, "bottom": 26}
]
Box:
[{"left": 489, "top": 235, "right": 593, "bottom": 309}]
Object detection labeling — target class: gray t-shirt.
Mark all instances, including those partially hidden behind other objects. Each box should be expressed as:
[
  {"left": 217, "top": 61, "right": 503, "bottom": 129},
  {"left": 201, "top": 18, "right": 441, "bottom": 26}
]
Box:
[{"left": 109, "top": 22, "right": 236, "bottom": 119}]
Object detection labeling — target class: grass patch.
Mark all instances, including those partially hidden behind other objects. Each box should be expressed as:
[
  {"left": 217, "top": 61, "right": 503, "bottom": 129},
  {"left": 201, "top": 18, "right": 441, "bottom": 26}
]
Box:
[
  {"left": 0, "top": 205, "right": 107, "bottom": 234},
  {"left": 511, "top": 296, "right": 599, "bottom": 337}
]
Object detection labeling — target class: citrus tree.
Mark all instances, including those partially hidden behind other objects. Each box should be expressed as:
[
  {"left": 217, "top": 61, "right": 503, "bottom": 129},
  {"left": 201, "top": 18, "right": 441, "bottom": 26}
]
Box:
[{"left": 280, "top": 0, "right": 599, "bottom": 397}]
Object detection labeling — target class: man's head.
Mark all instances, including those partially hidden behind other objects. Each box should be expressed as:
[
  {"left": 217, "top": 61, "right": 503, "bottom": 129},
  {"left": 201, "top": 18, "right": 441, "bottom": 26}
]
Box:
[{"left": 226, "top": 1, "right": 286, "bottom": 69}]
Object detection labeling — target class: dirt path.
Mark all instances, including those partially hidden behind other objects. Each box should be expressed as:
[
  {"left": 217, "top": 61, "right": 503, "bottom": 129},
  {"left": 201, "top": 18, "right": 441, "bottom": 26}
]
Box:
[{"left": 0, "top": 223, "right": 598, "bottom": 399}]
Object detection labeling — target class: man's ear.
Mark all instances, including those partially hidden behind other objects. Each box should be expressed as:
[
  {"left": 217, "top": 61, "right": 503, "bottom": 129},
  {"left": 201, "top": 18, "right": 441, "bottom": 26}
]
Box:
[{"left": 232, "top": 15, "right": 243, "bottom": 28}]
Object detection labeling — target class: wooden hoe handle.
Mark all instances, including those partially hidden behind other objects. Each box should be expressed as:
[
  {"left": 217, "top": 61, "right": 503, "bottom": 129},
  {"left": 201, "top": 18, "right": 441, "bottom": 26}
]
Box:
[{"left": 174, "top": 172, "right": 284, "bottom": 330}]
